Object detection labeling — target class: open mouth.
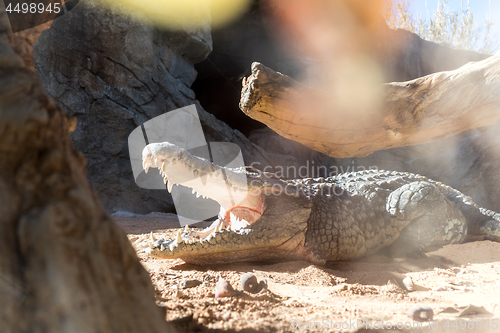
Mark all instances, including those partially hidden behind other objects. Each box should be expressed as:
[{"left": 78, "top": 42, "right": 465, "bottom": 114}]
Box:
[
  {"left": 175, "top": 195, "right": 266, "bottom": 243},
  {"left": 141, "top": 143, "right": 267, "bottom": 255}
]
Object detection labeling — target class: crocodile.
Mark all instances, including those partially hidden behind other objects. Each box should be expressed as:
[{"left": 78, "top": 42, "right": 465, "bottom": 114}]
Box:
[{"left": 142, "top": 142, "right": 500, "bottom": 265}]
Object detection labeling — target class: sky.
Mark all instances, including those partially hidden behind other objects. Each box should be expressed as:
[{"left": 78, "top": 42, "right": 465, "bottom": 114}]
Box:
[{"left": 408, "top": 0, "right": 500, "bottom": 42}]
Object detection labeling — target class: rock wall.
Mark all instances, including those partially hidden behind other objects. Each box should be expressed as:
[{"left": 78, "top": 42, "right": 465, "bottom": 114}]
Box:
[{"left": 34, "top": 0, "right": 213, "bottom": 213}]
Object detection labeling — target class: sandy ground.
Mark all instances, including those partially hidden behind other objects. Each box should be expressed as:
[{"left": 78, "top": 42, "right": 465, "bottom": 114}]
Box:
[{"left": 114, "top": 213, "right": 500, "bottom": 333}]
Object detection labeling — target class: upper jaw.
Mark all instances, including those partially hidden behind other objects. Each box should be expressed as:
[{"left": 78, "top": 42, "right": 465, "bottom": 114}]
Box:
[{"left": 142, "top": 142, "right": 251, "bottom": 210}]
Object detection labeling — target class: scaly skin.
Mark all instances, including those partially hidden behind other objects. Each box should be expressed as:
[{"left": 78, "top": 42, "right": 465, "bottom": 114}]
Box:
[{"left": 142, "top": 142, "right": 500, "bottom": 265}]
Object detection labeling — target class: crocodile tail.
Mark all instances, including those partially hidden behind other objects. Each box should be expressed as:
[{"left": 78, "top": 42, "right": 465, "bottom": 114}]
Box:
[{"left": 441, "top": 185, "right": 500, "bottom": 240}]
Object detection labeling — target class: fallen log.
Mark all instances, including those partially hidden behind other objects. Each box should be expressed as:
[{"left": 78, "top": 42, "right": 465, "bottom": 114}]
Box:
[{"left": 240, "top": 58, "right": 500, "bottom": 158}]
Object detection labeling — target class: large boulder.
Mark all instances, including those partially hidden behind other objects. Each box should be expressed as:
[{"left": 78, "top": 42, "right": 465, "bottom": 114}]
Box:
[{"left": 34, "top": 0, "right": 214, "bottom": 213}]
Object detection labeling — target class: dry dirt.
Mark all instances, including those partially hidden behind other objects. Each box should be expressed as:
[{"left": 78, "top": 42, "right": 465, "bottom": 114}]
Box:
[{"left": 114, "top": 213, "right": 500, "bottom": 333}]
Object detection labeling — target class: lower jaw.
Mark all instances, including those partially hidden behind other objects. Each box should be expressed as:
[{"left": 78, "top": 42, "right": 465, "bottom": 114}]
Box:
[
  {"left": 177, "top": 247, "right": 303, "bottom": 265},
  {"left": 176, "top": 234, "right": 316, "bottom": 265}
]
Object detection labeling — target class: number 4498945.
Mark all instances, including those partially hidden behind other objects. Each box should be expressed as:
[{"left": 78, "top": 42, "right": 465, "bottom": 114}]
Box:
[{"left": 6, "top": 2, "right": 61, "bottom": 14}]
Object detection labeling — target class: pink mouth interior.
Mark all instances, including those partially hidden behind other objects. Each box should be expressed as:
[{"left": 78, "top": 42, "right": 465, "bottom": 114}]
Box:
[{"left": 223, "top": 196, "right": 264, "bottom": 226}]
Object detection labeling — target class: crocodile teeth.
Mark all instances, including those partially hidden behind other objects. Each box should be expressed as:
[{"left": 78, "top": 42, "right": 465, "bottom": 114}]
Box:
[
  {"left": 176, "top": 230, "right": 182, "bottom": 244},
  {"left": 150, "top": 231, "right": 156, "bottom": 242},
  {"left": 227, "top": 224, "right": 231, "bottom": 231},
  {"left": 184, "top": 225, "right": 189, "bottom": 232},
  {"left": 154, "top": 158, "right": 159, "bottom": 165},
  {"left": 144, "top": 164, "right": 150, "bottom": 174},
  {"left": 231, "top": 218, "right": 249, "bottom": 230},
  {"left": 215, "top": 221, "right": 221, "bottom": 233},
  {"left": 196, "top": 192, "right": 201, "bottom": 198},
  {"left": 163, "top": 175, "right": 168, "bottom": 184},
  {"left": 167, "top": 180, "right": 173, "bottom": 193},
  {"left": 220, "top": 223, "right": 225, "bottom": 231},
  {"left": 161, "top": 161, "right": 166, "bottom": 173},
  {"left": 192, "top": 189, "right": 196, "bottom": 194},
  {"left": 149, "top": 242, "right": 154, "bottom": 249},
  {"left": 160, "top": 244, "right": 165, "bottom": 251}
]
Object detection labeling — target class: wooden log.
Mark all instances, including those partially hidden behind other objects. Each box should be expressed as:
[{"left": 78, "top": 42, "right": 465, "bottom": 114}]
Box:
[
  {"left": 0, "top": 30, "right": 173, "bottom": 333},
  {"left": 240, "top": 57, "right": 500, "bottom": 157}
]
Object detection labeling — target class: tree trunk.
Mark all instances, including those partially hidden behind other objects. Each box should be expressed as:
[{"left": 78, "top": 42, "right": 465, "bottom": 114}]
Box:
[
  {"left": 240, "top": 57, "right": 500, "bottom": 157},
  {"left": 0, "top": 15, "right": 173, "bottom": 333}
]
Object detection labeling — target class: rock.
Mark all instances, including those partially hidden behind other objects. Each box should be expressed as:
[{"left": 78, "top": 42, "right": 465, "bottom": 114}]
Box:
[
  {"left": 402, "top": 276, "right": 415, "bottom": 291},
  {"left": 221, "top": 311, "right": 231, "bottom": 321},
  {"left": 179, "top": 279, "right": 202, "bottom": 289},
  {"left": 215, "top": 278, "right": 235, "bottom": 298},
  {"left": 241, "top": 273, "right": 267, "bottom": 293},
  {"left": 406, "top": 307, "right": 434, "bottom": 322},
  {"left": 33, "top": 0, "right": 210, "bottom": 213}
]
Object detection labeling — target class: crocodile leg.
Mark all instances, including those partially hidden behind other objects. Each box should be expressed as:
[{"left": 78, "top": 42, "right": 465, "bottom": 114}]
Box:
[{"left": 382, "top": 181, "right": 467, "bottom": 257}]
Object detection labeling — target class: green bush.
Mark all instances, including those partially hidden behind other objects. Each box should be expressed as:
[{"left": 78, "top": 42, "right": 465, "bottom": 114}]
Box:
[{"left": 384, "top": 0, "right": 499, "bottom": 54}]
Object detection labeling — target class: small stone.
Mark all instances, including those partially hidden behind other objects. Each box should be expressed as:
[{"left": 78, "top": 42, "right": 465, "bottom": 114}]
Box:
[
  {"left": 241, "top": 273, "right": 268, "bottom": 293},
  {"left": 402, "top": 276, "right": 415, "bottom": 291},
  {"left": 221, "top": 311, "right": 231, "bottom": 321},
  {"left": 174, "top": 289, "right": 183, "bottom": 298},
  {"left": 241, "top": 273, "right": 259, "bottom": 293},
  {"left": 179, "top": 279, "right": 202, "bottom": 289},
  {"left": 406, "top": 307, "right": 434, "bottom": 322},
  {"left": 215, "top": 278, "right": 235, "bottom": 298}
]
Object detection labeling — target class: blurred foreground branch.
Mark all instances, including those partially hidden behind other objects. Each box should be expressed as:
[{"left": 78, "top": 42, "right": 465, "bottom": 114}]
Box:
[{"left": 0, "top": 11, "right": 172, "bottom": 333}]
